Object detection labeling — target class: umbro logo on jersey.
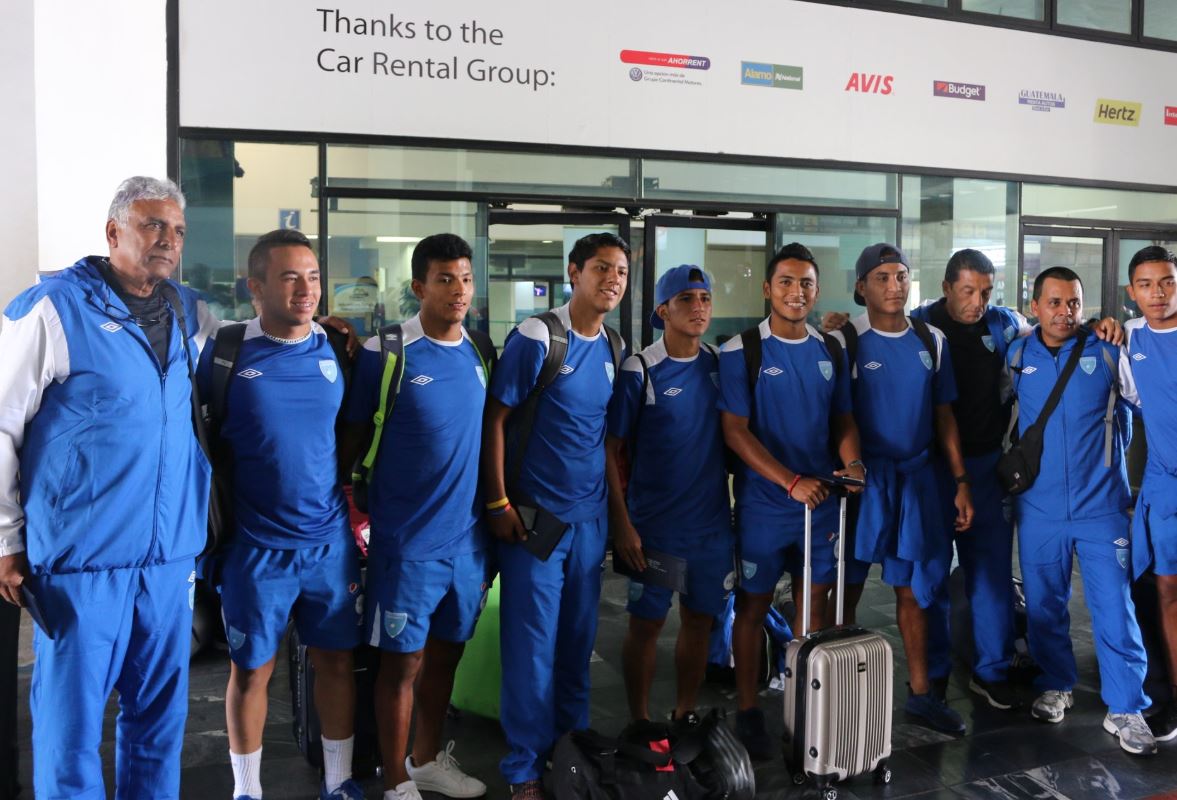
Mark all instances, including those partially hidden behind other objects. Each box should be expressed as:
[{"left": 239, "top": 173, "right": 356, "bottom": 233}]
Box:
[
  {"left": 100, "top": 321, "right": 123, "bottom": 333},
  {"left": 1114, "top": 538, "right": 1129, "bottom": 547},
  {"left": 410, "top": 375, "right": 434, "bottom": 386},
  {"left": 1133, "top": 352, "right": 1147, "bottom": 361},
  {"left": 663, "top": 387, "right": 683, "bottom": 397},
  {"left": 559, "top": 364, "right": 575, "bottom": 375},
  {"left": 1022, "top": 366, "right": 1038, "bottom": 375},
  {"left": 763, "top": 367, "right": 783, "bottom": 376},
  {"left": 864, "top": 361, "right": 882, "bottom": 370},
  {"left": 237, "top": 368, "right": 263, "bottom": 379}
]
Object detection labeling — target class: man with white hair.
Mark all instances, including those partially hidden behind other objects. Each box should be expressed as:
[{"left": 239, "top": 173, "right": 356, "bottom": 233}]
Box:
[{"left": 0, "top": 177, "right": 218, "bottom": 798}]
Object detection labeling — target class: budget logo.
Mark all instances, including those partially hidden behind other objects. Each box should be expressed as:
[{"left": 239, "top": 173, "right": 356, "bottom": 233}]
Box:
[
  {"left": 845, "top": 72, "right": 893, "bottom": 95},
  {"left": 933, "top": 80, "right": 985, "bottom": 101},
  {"left": 740, "top": 61, "right": 803, "bottom": 90},
  {"left": 1094, "top": 98, "right": 1141, "bottom": 126},
  {"left": 1166, "top": 106, "right": 1177, "bottom": 126},
  {"left": 1018, "top": 89, "right": 1065, "bottom": 112},
  {"left": 620, "top": 50, "right": 710, "bottom": 70}
]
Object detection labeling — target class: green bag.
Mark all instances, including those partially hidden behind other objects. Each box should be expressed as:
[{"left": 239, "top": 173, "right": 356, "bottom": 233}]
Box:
[{"left": 450, "top": 582, "right": 502, "bottom": 719}]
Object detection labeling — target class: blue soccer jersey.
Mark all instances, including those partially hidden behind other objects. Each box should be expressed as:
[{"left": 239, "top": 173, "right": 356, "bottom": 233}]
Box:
[
  {"left": 1124, "top": 318, "right": 1177, "bottom": 474},
  {"left": 831, "top": 314, "right": 957, "bottom": 460},
  {"left": 345, "top": 315, "right": 489, "bottom": 560},
  {"left": 195, "top": 319, "right": 348, "bottom": 549},
  {"left": 491, "top": 304, "right": 621, "bottom": 523},
  {"left": 606, "top": 339, "right": 729, "bottom": 542},
  {"left": 717, "top": 320, "right": 852, "bottom": 519}
]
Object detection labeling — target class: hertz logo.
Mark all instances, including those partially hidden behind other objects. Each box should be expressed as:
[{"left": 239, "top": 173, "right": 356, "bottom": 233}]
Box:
[{"left": 1094, "top": 98, "right": 1141, "bottom": 127}]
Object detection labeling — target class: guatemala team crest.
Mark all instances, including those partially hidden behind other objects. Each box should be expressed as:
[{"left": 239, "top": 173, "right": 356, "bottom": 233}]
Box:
[
  {"left": 605, "top": 362, "right": 615, "bottom": 384},
  {"left": 1004, "top": 325, "right": 1016, "bottom": 343},
  {"left": 710, "top": 372, "right": 720, "bottom": 388},
  {"left": 227, "top": 626, "right": 247, "bottom": 650},
  {"left": 1116, "top": 548, "right": 1129, "bottom": 570},
  {"left": 319, "top": 359, "right": 339, "bottom": 383},
  {"left": 384, "top": 611, "right": 408, "bottom": 639},
  {"left": 741, "top": 560, "right": 758, "bottom": 580},
  {"left": 919, "top": 351, "right": 933, "bottom": 370},
  {"left": 475, "top": 365, "right": 487, "bottom": 388},
  {"left": 1079, "top": 356, "right": 1096, "bottom": 375},
  {"left": 982, "top": 335, "right": 995, "bottom": 352},
  {"left": 628, "top": 581, "right": 644, "bottom": 603},
  {"left": 818, "top": 360, "right": 833, "bottom": 381}
]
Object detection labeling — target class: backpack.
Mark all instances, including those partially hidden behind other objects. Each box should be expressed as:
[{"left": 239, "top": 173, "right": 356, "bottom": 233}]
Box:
[
  {"left": 504, "top": 311, "right": 623, "bottom": 493},
  {"left": 202, "top": 322, "right": 353, "bottom": 550},
  {"left": 350, "top": 323, "right": 496, "bottom": 513},
  {"left": 550, "top": 712, "right": 754, "bottom": 800}
]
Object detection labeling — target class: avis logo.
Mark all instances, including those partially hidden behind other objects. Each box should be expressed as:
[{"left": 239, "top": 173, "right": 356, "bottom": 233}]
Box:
[{"left": 845, "top": 73, "right": 893, "bottom": 95}]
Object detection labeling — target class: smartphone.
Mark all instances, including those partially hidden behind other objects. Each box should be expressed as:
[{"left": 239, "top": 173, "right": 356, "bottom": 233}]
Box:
[{"left": 515, "top": 503, "right": 569, "bottom": 561}]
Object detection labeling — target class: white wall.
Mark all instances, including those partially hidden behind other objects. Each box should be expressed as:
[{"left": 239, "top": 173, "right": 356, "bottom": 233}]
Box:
[
  {"left": 0, "top": 0, "right": 168, "bottom": 309},
  {"left": 0, "top": 0, "right": 39, "bottom": 308}
]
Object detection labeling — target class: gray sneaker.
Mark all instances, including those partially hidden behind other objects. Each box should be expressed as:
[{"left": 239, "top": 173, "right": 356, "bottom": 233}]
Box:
[
  {"left": 1103, "top": 712, "right": 1158, "bottom": 756},
  {"left": 1030, "top": 690, "right": 1073, "bottom": 723}
]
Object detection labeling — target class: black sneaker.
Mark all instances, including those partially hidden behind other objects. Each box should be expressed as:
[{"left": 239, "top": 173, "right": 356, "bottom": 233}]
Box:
[
  {"left": 968, "top": 675, "right": 1020, "bottom": 710},
  {"left": 1147, "top": 701, "right": 1177, "bottom": 742},
  {"left": 906, "top": 689, "right": 966, "bottom": 735},
  {"left": 734, "top": 707, "right": 775, "bottom": 760}
]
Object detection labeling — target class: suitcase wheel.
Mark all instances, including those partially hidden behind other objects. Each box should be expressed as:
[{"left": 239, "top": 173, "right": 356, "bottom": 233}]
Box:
[
  {"left": 790, "top": 771, "right": 806, "bottom": 787},
  {"left": 874, "top": 764, "right": 892, "bottom": 785},
  {"left": 821, "top": 788, "right": 837, "bottom": 800}
]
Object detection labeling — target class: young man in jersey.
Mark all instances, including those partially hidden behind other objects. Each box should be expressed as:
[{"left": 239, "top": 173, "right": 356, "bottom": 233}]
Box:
[
  {"left": 196, "top": 229, "right": 364, "bottom": 800},
  {"left": 829, "top": 242, "right": 973, "bottom": 735},
  {"left": 1123, "top": 246, "right": 1177, "bottom": 742},
  {"left": 1010, "top": 266, "right": 1154, "bottom": 755},
  {"left": 718, "top": 243, "right": 865, "bottom": 758},
  {"left": 482, "top": 232, "right": 629, "bottom": 800},
  {"left": 342, "top": 234, "right": 491, "bottom": 800},
  {"left": 605, "top": 265, "right": 732, "bottom": 727}
]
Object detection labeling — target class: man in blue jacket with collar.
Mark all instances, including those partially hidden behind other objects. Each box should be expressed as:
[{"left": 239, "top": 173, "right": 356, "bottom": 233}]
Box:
[
  {"left": 0, "top": 177, "right": 217, "bottom": 798},
  {"left": 1009, "top": 266, "right": 1154, "bottom": 755}
]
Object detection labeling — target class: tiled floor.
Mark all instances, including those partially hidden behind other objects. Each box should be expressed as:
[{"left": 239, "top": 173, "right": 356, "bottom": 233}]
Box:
[{"left": 12, "top": 560, "right": 1177, "bottom": 799}]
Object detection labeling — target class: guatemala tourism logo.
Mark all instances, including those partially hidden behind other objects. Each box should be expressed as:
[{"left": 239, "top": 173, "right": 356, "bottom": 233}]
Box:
[{"left": 1018, "top": 89, "right": 1065, "bottom": 112}]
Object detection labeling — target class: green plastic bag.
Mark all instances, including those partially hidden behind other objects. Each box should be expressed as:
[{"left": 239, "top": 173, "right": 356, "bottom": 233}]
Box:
[{"left": 450, "top": 582, "right": 501, "bottom": 719}]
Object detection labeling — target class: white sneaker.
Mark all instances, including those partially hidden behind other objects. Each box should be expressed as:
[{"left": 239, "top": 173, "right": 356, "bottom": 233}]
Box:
[
  {"left": 1030, "top": 690, "right": 1073, "bottom": 723},
  {"left": 1103, "top": 712, "right": 1158, "bottom": 756},
  {"left": 405, "top": 741, "right": 487, "bottom": 798},
  {"left": 388, "top": 780, "right": 423, "bottom": 800}
]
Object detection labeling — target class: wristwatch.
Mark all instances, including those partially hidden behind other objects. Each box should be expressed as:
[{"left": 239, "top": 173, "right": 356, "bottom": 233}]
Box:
[{"left": 954, "top": 473, "right": 971, "bottom": 485}]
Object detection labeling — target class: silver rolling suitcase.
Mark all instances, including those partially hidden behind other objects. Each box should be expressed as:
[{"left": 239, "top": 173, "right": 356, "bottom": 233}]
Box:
[{"left": 782, "top": 494, "right": 893, "bottom": 800}]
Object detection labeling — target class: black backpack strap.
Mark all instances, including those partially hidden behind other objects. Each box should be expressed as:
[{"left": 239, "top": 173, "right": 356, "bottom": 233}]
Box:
[
  {"left": 909, "top": 316, "right": 939, "bottom": 370},
  {"left": 210, "top": 323, "right": 247, "bottom": 428},
  {"left": 351, "top": 324, "right": 405, "bottom": 490},
  {"left": 838, "top": 322, "right": 859, "bottom": 377},
  {"left": 467, "top": 327, "right": 498, "bottom": 381},
  {"left": 739, "top": 327, "right": 762, "bottom": 410},
  {"left": 506, "top": 312, "right": 569, "bottom": 492},
  {"left": 604, "top": 324, "right": 624, "bottom": 375}
]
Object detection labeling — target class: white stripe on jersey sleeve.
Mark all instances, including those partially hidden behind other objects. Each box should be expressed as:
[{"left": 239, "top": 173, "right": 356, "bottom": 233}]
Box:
[{"left": 0, "top": 296, "right": 71, "bottom": 556}]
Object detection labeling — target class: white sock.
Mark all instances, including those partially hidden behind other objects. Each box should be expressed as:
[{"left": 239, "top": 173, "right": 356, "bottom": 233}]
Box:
[
  {"left": 321, "top": 735, "right": 354, "bottom": 793},
  {"left": 230, "top": 747, "right": 262, "bottom": 799}
]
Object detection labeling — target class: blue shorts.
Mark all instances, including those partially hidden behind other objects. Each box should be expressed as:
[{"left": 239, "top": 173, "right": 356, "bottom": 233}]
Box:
[
  {"left": 736, "top": 501, "right": 839, "bottom": 594},
  {"left": 365, "top": 548, "right": 491, "bottom": 653},
  {"left": 626, "top": 530, "right": 734, "bottom": 619},
  {"left": 1148, "top": 505, "right": 1177, "bottom": 576},
  {"left": 219, "top": 534, "right": 363, "bottom": 669}
]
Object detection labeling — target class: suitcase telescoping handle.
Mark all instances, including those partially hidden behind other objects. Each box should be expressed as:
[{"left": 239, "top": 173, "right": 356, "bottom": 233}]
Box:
[{"left": 799, "top": 493, "right": 849, "bottom": 638}]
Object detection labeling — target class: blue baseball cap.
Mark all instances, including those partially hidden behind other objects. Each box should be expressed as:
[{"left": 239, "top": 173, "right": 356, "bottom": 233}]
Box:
[{"left": 651, "top": 265, "right": 711, "bottom": 330}]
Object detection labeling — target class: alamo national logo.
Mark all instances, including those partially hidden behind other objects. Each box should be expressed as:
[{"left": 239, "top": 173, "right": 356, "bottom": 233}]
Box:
[
  {"left": 818, "top": 360, "right": 833, "bottom": 381},
  {"left": 1080, "top": 356, "right": 1096, "bottom": 375},
  {"left": 982, "top": 335, "right": 995, "bottom": 352},
  {"left": 919, "top": 351, "right": 933, "bottom": 370},
  {"left": 319, "top": 359, "right": 338, "bottom": 383}
]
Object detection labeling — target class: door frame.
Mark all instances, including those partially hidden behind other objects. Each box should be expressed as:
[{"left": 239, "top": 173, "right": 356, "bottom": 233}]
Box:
[
  {"left": 641, "top": 214, "right": 770, "bottom": 349},
  {"left": 488, "top": 209, "right": 634, "bottom": 345},
  {"left": 1019, "top": 223, "right": 1111, "bottom": 317}
]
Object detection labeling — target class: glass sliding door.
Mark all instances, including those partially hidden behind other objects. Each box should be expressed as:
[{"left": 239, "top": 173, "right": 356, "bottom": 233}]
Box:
[{"left": 1020, "top": 227, "right": 1108, "bottom": 322}]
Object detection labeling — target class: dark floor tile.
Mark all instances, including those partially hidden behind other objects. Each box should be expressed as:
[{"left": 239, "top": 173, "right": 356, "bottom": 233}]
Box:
[
  {"left": 906, "top": 736, "right": 1018, "bottom": 784},
  {"left": 950, "top": 771, "right": 1069, "bottom": 799},
  {"left": 1027, "top": 755, "right": 1177, "bottom": 800}
]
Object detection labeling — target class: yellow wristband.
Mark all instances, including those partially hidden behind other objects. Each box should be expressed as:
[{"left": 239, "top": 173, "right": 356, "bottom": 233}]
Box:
[{"left": 485, "top": 496, "right": 510, "bottom": 511}]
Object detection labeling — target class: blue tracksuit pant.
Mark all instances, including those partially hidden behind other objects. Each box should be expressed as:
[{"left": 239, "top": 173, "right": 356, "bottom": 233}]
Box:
[
  {"left": 1018, "top": 513, "right": 1149, "bottom": 714},
  {"left": 498, "top": 516, "right": 606, "bottom": 784},
  {"left": 927, "top": 451, "right": 1016, "bottom": 682},
  {"left": 29, "top": 559, "right": 195, "bottom": 799}
]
